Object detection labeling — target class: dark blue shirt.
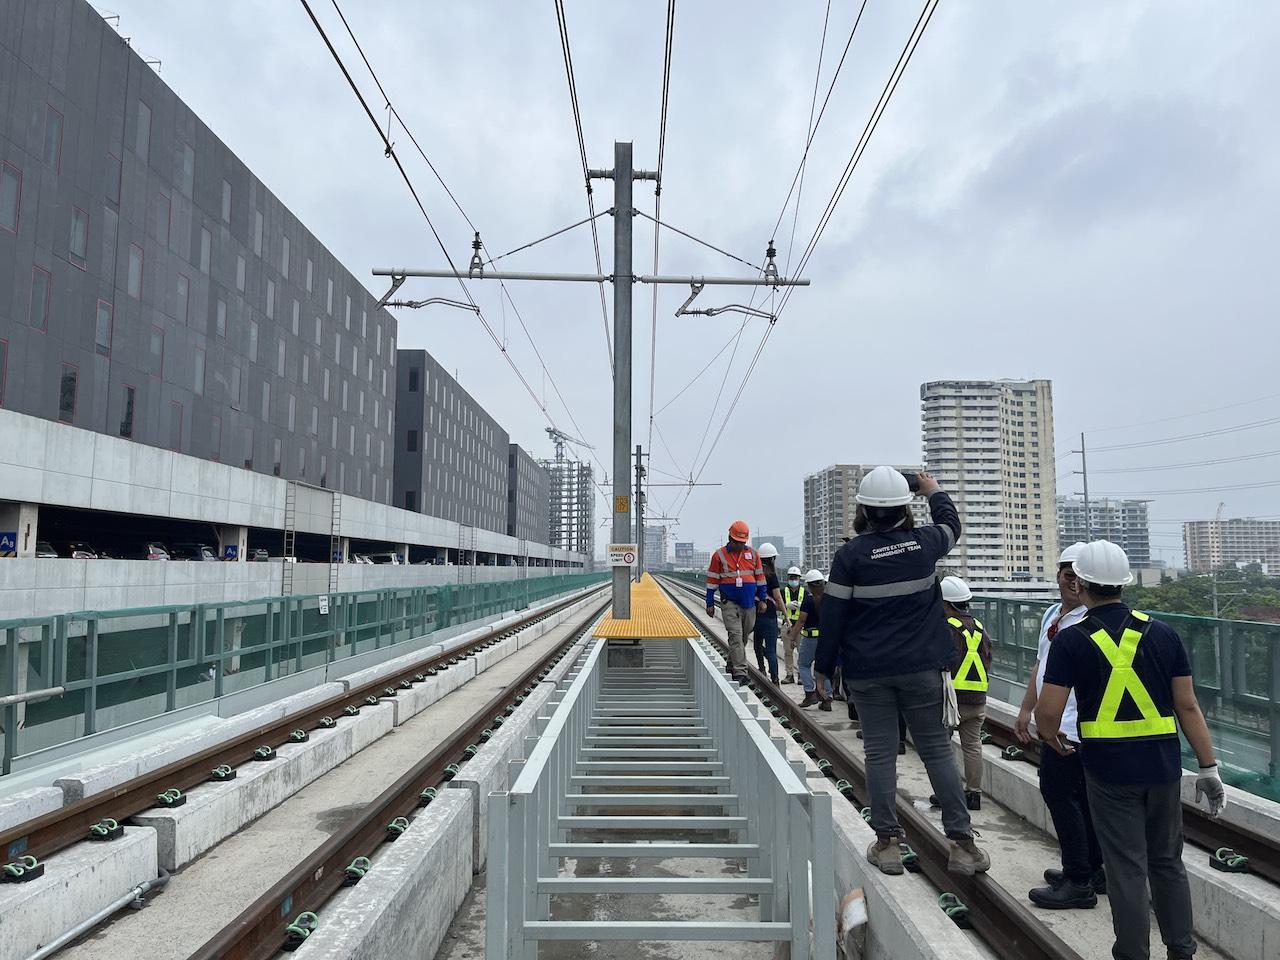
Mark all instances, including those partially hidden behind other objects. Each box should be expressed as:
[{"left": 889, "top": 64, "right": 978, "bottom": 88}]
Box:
[
  {"left": 799, "top": 592, "right": 820, "bottom": 632},
  {"left": 1043, "top": 602, "right": 1191, "bottom": 785},
  {"left": 761, "top": 571, "right": 780, "bottom": 616}
]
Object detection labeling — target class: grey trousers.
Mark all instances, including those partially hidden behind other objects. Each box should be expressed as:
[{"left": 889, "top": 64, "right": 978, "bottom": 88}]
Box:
[
  {"left": 720, "top": 602, "right": 755, "bottom": 676},
  {"left": 847, "top": 670, "right": 972, "bottom": 841},
  {"left": 1084, "top": 773, "right": 1196, "bottom": 960}
]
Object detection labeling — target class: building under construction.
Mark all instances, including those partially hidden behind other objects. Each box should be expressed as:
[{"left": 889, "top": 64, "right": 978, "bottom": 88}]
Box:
[{"left": 538, "top": 429, "right": 596, "bottom": 561}]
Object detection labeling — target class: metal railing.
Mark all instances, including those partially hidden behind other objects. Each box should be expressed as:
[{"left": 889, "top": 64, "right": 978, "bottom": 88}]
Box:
[
  {"left": 0, "top": 573, "right": 607, "bottom": 775},
  {"left": 486, "top": 635, "right": 834, "bottom": 957},
  {"left": 669, "top": 571, "right": 1279, "bottom": 799}
]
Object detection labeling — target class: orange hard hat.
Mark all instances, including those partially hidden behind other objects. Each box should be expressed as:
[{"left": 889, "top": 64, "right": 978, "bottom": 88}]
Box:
[{"left": 728, "top": 520, "right": 750, "bottom": 542}]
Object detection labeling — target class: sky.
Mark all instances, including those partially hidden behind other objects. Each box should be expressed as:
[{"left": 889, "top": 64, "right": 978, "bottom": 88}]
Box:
[{"left": 104, "top": 0, "right": 1280, "bottom": 565}]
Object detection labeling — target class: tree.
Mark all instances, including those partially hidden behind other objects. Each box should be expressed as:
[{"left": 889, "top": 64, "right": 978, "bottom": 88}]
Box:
[{"left": 1126, "top": 568, "right": 1280, "bottom": 621}]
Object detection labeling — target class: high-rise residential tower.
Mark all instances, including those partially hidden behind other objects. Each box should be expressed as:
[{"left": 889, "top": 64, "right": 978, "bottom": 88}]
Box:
[
  {"left": 1057, "top": 496, "right": 1152, "bottom": 568},
  {"left": 1183, "top": 517, "right": 1280, "bottom": 574},
  {"left": 921, "top": 379, "right": 1058, "bottom": 586}
]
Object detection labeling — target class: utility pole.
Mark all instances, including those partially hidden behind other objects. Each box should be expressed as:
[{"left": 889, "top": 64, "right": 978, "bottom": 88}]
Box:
[
  {"left": 372, "top": 139, "right": 810, "bottom": 617},
  {"left": 635, "top": 444, "right": 645, "bottom": 580},
  {"left": 1073, "top": 431, "right": 1092, "bottom": 541}
]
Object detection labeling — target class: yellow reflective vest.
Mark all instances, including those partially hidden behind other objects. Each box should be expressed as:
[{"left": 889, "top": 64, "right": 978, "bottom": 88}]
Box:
[
  {"left": 947, "top": 616, "right": 988, "bottom": 692},
  {"left": 783, "top": 585, "right": 805, "bottom": 623},
  {"left": 1078, "top": 611, "right": 1178, "bottom": 741}
]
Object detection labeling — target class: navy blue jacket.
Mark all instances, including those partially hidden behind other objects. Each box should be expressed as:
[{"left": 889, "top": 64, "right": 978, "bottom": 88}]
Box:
[{"left": 816, "top": 491, "right": 962, "bottom": 680}]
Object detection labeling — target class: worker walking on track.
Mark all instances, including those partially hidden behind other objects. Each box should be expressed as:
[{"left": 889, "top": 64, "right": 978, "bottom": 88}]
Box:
[
  {"left": 789, "top": 569, "right": 831, "bottom": 710},
  {"left": 941, "top": 575, "right": 991, "bottom": 811},
  {"left": 1017, "top": 541, "right": 1107, "bottom": 910},
  {"left": 780, "top": 566, "right": 805, "bottom": 683},
  {"left": 816, "top": 466, "right": 990, "bottom": 877},
  {"left": 1036, "top": 540, "right": 1226, "bottom": 960},
  {"left": 751, "top": 543, "right": 786, "bottom": 683},
  {"left": 705, "top": 520, "right": 767, "bottom": 685}
]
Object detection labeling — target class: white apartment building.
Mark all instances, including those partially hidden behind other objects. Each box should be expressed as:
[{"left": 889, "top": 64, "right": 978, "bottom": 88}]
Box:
[
  {"left": 1183, "top": 518, "right": 1280, "bottom": 574},
  {"left": 1057, "top": 496, "right": 1153, "bottom": 567},
  {"left": 802, "top": 464, "right": 930, "bottom": 574},
  {"left": 921, "top": 379, "right": 1058, "bottom": 587}
]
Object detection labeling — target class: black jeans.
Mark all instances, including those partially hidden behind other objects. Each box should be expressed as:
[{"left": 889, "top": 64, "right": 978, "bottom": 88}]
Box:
[
  {"left": 1085, "top": 774, "right": 1196, "bottom": 960},
  {"left": 1038, "top": 744, "right": 1103, "bottom": 883}
]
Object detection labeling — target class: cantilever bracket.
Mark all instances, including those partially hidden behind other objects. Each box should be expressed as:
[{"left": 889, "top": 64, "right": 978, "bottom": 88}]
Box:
[
  {"left": 675, "top": 281, "right": 775, "bottom": 321},
  {"left": 375, "top": 273, "right": 406, "bottom": 308},
  {"left": 675, "top": 281, "right": 706, "bottom": 316}
]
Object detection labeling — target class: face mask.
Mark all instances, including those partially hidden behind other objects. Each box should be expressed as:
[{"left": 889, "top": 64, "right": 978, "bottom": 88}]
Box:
[{"left": 788, "top": 579, "right": 800, "bottom": 588}]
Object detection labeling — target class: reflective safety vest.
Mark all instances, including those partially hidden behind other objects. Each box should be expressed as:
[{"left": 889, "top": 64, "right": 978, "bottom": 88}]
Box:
[
  {"left": 783, "top": 586, "right": 805, "bottom": 622},
  {"left": 1078, "top": 611, "right": 1177, "bottom": 741},
  {"left": 947, "top": 617, "right": 988, "bottom": 692}
]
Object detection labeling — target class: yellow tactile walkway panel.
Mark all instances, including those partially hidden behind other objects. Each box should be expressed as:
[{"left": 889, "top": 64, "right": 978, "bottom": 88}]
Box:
[{"left": 593, "top": 574, "right": 697, "bottom": 639}]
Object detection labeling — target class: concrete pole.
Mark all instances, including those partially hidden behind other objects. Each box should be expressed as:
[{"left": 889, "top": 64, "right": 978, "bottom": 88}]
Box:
[
  {"left": 635, "top": 444, "right": 644, "bottom": 580},
  {"left": 611, "top": 141, "right": 634, "bottom": 617},
  {"left": 1080, "top": 432, "right": 1092, "bottom": 541}
]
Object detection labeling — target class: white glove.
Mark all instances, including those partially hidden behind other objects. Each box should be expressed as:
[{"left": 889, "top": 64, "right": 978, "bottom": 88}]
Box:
[{"left": 1195, "top": 764, "right": 1225, "bottom": 818}]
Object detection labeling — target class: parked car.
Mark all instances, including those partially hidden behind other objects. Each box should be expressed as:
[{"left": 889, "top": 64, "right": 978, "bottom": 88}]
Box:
[
  {"left": 350, "top": 554, "right": 373, "bottom": 564},
  {"left": 364, "top": 552, "right": 402, "bottom": 565},
  {"left": 60, "top": 541, "right": 99, "bottom": 559},
  {"left": 118, "top": 542, "right": 169, "bottom": 560},
  {"left": 248, "top": 548, "right": 269, "bottom": 562},
  {"left": 34, "top": 541, "right": 59, "bottom": 558},
  {"left": 169, "top": 542, "right": 218, "bottom": 561}
]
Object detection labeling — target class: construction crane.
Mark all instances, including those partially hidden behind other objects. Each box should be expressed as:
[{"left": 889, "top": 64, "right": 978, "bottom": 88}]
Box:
[{"left": 545, "top": 426, "right": 594, "bottom": 461}]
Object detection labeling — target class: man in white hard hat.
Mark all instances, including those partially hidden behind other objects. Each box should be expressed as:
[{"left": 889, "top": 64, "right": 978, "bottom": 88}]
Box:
[
  {"left": 789, "top": 569, "right": 831, "bottom": 709},
  {"left": 1017, "top": 542, "right": 1106, "bottom": 910},
  {"left": 940, "top": 575, "right": 991, "bottom": 811},
  {"left": 1037, "top": 540, "right": 1225, "bottom": 960},
  {"left": 780, "top": 566, "right": 805, "bottom": 683},
  {"left": 816, "top": 466, "right": 990, "bottom": 877},
  {"left": 750, "top": 543, "right": 786, "bottom": 683}
]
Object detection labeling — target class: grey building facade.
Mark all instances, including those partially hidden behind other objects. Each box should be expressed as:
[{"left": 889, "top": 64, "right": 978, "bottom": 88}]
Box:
[
  {"left": 0, "top": 0, "right": 396, "bottom": 500},
  {"left": 1057, "top": 495, "right": 1152, "bottom": 567},
  {"left": 507, "top": 443, "right": 549, "bottom": 542},
  {"left": 394, "top": 349, "right": 510, "bottom": 535}
]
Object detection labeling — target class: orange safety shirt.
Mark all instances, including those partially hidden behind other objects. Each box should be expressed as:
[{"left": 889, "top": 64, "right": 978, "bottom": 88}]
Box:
[{"left": 705, "top": 545, "right": 767, "bottom": 609}]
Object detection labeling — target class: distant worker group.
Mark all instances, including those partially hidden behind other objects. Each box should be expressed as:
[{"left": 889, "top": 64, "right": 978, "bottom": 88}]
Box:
[{"left": 705, "top": 465, "right": 1227, "bottom": 960}]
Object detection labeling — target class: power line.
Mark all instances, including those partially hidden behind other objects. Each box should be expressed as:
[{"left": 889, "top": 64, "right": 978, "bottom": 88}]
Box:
[
  {"left": 309, "top": 0, "right": 613, "bottom": 510},
  {"left": 784, "top": 0, "right": 834, "bottom": 277},
  {"left": 488, "top": 208, "right": 613, "bottom": 264},
  {"left": 1087, "top": 449, "right": 1280, "bottom": 474},
  {"left": 1092, "top": 480, "right": 1280, "bottom": 496},
  {"left": 634, "top": 210, "right": 761, "bottom": 272},
  {"left": 1084, "top": 391, "right": 1280, "bottom": 435},
  {"left": 1090, "top": 416, "right": 1280, "bottom": 453},
  {"left": 654, "top": 318, "right": 751, "bottom": 414},
  {"left": 553, "top": 0, "right": 613, "bottom": 371}
]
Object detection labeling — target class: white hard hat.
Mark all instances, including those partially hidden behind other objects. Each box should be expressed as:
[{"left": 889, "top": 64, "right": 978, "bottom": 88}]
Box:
[
  {"left": 855, "top": 466, "right": 913, "bottom": 507},
  {"left": 803, "top": 568, "right": 826, "bottom": 584},
  {"left": 1072, "top": 540, "right": 1133, "bottom": 586},
  {"left": 786, "top": 566, "right": 802, "bottom": 577},
  {"left": 940, "top": 575, "right": 972, "bottom": 602},
  {"left": 1058, "top": 541, "right": 1088, "bottom": 565},
  {"left": 758, "top": 542, "right": 778, "bottom": 559}
]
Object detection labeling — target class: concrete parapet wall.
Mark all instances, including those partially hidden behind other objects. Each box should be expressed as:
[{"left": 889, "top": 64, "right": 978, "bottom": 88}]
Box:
[
  {"left": 0, "top": 785, "right": 63, "bottom": 834},
  {"left": 289, "top": 788, "right": 474, "bottom": 960},
  {"left": 132, "top": 702, "right": 395, "bottom": 870},
  {"left": 0, "top": 827, "right": 158, "bottom": 960}
]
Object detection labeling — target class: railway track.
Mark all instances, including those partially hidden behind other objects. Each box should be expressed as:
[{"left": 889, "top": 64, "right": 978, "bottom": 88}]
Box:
[
  {"left": 657, "top": 576, "right": 1083, "bottom": 960},
  {"left": 185, "top": 593, "right": 610, "bottom": 959}
]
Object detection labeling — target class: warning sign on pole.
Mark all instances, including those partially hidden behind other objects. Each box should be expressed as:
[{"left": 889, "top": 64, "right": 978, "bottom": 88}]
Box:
[
  {"left": 607, "top": 543, "right": 638, "bottom": 567},
  {"left": 614, "top": 495, "right": 630, "bottom": 513}
]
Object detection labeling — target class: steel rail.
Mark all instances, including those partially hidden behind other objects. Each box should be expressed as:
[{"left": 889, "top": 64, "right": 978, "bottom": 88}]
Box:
[
  {"left": 980, "top": 715, "right": 1280, "bottom": 886},
  {"left": 188, "top": 595, "right": 610, "bottom": 960},
  {"left": 657, "top": 577, "right": 1083, "bottom": 960},
  {"left": 0, "top": 585, "right": 606, "bottom": 867}
]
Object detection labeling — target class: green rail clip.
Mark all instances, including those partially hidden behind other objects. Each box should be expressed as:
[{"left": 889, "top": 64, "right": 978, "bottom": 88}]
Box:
[
  {"left": 859, "top": 807, "right": 873, "bottom": 824},
  {"left": 491, "top": 716, "right": 506, "bottom": 729},
  {"left": 400, "top": 679, "right": 414, "bottom": 690},
  {"left": 801, "top": 742, "right": 818, "bottom": 758},
  {"left": 413, "top": 673, "right": 426, "bottom": 683},
  {"left": 210, "top": 763, "right": 236, "bottom": 782},
  {"left": 282, "top": 911, "right": 319, "bottom": 951},
  {"left": 816, "top": 758, "right": 835, "bottom": 778},
  {"left": 1, "top": 856, "right": 43, "bottom": 883},
  {"left": 343, "top": 856, "right": 372, "bottom": 886},
  {"left": 156, "top": 788, "right": 186, "bottom": 808},
  {"left": 344, "top": 704, "right": 361, "bottom": 717},
  {"left": 318, "top": 717, "right": 337, "bottom": 729},
  {"left": 835, "top": 779, "right": 856, "bottom": 799},
  {"left": 479, "top": 729, "right": 494, "bottom": 742},
  {"left": 386, "top": 816, "right": 410, "bottom": 839},
  {"left": 462, "top": 745, "right": 479, "bottom": 760},
  {"left": 900, "top": 843, "right": 921, "bottom": 873},
  {"left": 289, "top": 729, "right": 309, "bottom": 743},
  {"left": 419, "top": 787, "right": 438, "bottom": 807},
  {"left": 253, "top": 745, "right": 277, "bottom": 762},
  {"left": 443, "top": 763, "right": 461, "bottom": 781},
  {"left": 364, "top": 695, "right": 380, "bottom": 706},
  {"left": 1211, "top": 847, "right": 1249, "bottom": 873},
  {"left": 1001, "top": 745, "right": 1025, "bottom": 762},
  {"left": 938, "top": 893, "right": 971, "bottom": 928},
  {"left": 88, "top": 818, "right": 123, "bottom": 841},
  {"left": 980, "top": 727, "right": 992, "bottom": 745}
]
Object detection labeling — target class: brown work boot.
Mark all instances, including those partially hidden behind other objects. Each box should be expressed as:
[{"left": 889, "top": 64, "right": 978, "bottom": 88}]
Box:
[
  {"left": 947, "top": 835, "right": 991, "bottom": 876},
  {"left": 799, "top": 691, "right": 820, "bottom": 708},
  {"left": 866, "top": 837, "right": 905, "bottom": 876}
]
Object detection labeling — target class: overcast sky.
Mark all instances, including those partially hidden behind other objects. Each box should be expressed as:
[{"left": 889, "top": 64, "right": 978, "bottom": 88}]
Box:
[{"left": 107, "top": 0, "right": 1280, "bottom": 564}]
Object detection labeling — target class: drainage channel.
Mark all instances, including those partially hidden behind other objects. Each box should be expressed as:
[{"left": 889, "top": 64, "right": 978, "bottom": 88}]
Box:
[{"left": 485, "top": 636, "right": 834, "bottom": 959}]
